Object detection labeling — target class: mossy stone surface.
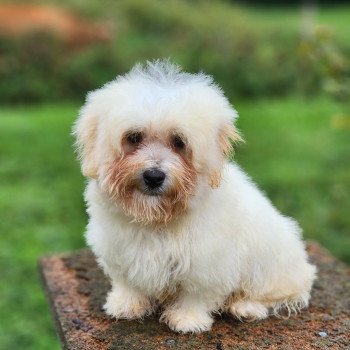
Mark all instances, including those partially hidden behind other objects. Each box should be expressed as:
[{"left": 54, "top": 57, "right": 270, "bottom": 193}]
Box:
[{"left": 40, "top": 242, "right": 350, "bottom": 350}]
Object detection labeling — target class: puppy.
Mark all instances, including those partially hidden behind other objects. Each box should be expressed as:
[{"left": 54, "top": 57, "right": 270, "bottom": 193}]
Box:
[{"left": 73, "top": 60, "right": 316, "bottom": 333}]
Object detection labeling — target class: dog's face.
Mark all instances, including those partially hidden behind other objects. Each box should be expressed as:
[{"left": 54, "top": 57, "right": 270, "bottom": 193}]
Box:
[
  {"left": 74, "top": 62, "right": 241, "bottom": 226},
  {"left": 103, "top": 124, "right": 198, "bottom": 226}
]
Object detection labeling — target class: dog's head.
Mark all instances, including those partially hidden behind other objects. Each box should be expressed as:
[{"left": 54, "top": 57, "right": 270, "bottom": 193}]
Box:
[{"left": 73, "top": 61, "right": 242, "bottom": 226}]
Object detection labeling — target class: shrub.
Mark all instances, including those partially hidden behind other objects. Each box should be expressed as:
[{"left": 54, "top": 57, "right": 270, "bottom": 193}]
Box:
[
  {"left": 298, "top": 25, "right": 350, "bottom": 99},
  {"left": 118, "top": 0, "right": 300, "bottom": 97},
  {"left": 0, "top": 31, "right": 120, "bottom": 103},
  {"left": 0, "top": 0, "right": 348, "bottom": 102},
  {"left": 0, "top": 31, "right": 62, "bottom": 103}
]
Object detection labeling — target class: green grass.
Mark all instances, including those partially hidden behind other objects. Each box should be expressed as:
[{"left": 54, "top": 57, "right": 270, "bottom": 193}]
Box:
[
  {"left": 0, "top": 96, "right": 349, "bottom": 349},
  {"left": 0, "top": 105, "right": 85, "bottom": 350},
  {"left": 235, "top": 96, "right": 350, "bottom": 262}
]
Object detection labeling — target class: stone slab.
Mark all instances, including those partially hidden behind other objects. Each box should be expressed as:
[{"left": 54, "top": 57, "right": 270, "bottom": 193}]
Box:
[{"left": 39, "top": 242, "right": 350, "bottom": 350}]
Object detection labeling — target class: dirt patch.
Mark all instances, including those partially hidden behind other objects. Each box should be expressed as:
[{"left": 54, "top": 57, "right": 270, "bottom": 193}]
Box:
[{"left": 40, "top": 242, "right": 350, "bottom": 349}]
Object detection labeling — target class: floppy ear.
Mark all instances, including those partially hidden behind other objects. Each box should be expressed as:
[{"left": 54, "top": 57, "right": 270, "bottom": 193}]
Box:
[
  {"left": 72, "top": 106, "right": 99, "bottom": 179},
  {"left": 218, "top": 122, "right": 243, "bottom": 157},
  {"left": 209, "top": 123, "right": 243, "bottom": 189}
]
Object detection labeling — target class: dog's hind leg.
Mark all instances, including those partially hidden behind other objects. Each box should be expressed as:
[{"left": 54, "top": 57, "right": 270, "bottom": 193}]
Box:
[
  {"left": 228, "top": 299, "right": 269, "bottom": 321},
  {"left": 227, "top": 290, "right": 311, "bottom": 321}
]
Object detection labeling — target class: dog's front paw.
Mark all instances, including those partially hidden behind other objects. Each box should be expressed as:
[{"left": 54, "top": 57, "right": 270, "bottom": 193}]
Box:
[
  {"left": 161, "top": 307, "right": 213, "bottom": 333},
  {"left": 104, "top": 288, "right": 152, "bottom": 319}
]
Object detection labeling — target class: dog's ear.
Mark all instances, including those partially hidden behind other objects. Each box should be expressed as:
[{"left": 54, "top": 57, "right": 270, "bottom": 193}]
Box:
[
  {"left": 209, "top": 123, "right": 243, "bottom": 189},
  {"left": 218, "top": 122, "right": 243, "bottom": 158},
  {"left": 72, "top": 106, "right": 99, "bottom": 179}
]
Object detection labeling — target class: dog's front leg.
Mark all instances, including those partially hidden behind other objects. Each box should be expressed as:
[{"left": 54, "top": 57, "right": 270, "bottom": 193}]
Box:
[
  {"left": 160, "top": 291, "right": 220, "bottom": 333},
  {"left": 104, "top": 278, "right": 153, "bottom": 320}
]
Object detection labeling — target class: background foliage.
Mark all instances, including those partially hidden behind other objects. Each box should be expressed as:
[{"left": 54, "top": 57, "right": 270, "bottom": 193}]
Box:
[
  {"left": 1, "top": 0, "right": 350, "bottom": 102},
  {"left": 0, "top": 1, "right": 349, "bottom": 349}
]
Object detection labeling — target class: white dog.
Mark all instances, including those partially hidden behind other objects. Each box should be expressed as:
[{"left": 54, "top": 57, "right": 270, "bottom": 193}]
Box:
[{"left": 73, "top": 60, "right": 316, "bottom": 333}]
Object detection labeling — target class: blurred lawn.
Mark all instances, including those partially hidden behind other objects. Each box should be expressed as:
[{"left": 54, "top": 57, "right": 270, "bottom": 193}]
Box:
[
  {"left": 0, "top": 95, "right": 349, "bottom": 348},
  {"left": 0, "top": 105, "right": 84, "bottom": 350}
]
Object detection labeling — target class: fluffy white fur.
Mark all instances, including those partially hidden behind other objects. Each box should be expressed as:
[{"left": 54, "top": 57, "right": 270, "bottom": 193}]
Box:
[{"left": 73, "top": 60, "right": 316, "bottom": 333}]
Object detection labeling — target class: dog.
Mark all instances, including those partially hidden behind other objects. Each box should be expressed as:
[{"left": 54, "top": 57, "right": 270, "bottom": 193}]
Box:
[{"left": 73, "top": 60, "right": 316, "bottom": 333}]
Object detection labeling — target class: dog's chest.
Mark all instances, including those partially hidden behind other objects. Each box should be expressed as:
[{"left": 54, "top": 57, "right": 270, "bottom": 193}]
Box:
[{"left": 117, "top": 232, "right": 191, "bottom": 294}]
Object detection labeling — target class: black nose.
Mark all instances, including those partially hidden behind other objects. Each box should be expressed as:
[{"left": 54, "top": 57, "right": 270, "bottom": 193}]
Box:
[{"left": 143, "top": 169, "right": 166, "bottom": 189}]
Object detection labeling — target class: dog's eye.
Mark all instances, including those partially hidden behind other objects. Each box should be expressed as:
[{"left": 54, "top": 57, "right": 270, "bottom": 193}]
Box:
[
  {"left": 127, "top": 132, "right": 143, "bottom": 145},
  {"left": 172, "top": 135, "right": 185, "bottom": 150}
]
